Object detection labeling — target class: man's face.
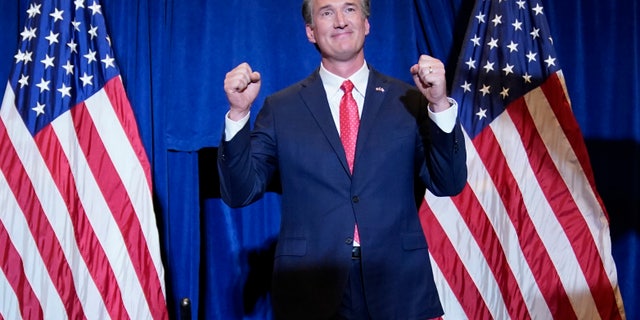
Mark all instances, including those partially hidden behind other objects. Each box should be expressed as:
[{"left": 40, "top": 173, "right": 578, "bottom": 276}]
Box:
[{"left": 305, "top": 0, "right": 370, "bottom": 62}]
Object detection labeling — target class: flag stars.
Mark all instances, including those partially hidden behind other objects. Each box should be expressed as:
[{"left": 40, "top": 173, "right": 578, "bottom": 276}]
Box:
[
  {"left": 27, "top": 3, "right": 41, "bottom": 18},
  {"left": 84, "top": 49, "right": 97, "bottom": 63},
  {"left": 475, "top": 12, "right": 486, "bottom": 24},
  {"left": 58, "top": 83, "right": 72, "bottom": 98},
  {"left": 75, "top": 0, "right": 85, "bottom": 10},
  {"left": 500, "top": 87, "right": 510, "bottom": 99},
  {"left": 526, "top": 51, "right": 537, "bottom": 62},
  {"left": 466, "top": 57, "right": 477, "bottom": 70},
  {"left": 102, "top": 54, "right": 115, "bottom": 69},
  {"left": 20, "top": 27, "right": 37, "bottom": 41},
  {"left": 523, "top": 73, "right": 532, "bottom": 83},
  {"left": 88, "top": 25, "right": 99, "bottom": 39},
  {"left": 89, "top": 1, "right": 102, "bottom": 15},
  {"left": 41, "top": 54, "right": 55, "bottom": 69},
  {"left": 487, "top": 37, "right": 499, "bottom": 50},
  {"left": 512, "top": 19, "right": 523, "bottom": 31},
  {"left": 67, "top": 39, "right": 78, "bottom": 53},
  {"left": 36, "top": 79, "right": 50, "bottom": 92},
  {"left": 479, "top": 84, "right": 491, "bottom": 96},
  {"left": 516, "top": 0, "right": 526, "bottom": 9},
  {"left": 470, "top": 35, "right": 481, "bottom": 46},
  {"left": 50, "top": 8, "right": 64, "bottom": 22},
  {"left": 23, "top": 51, "right": 33, "bottom": 63},
  {"left": 503, "top": 63, "right": 514, "bottom": 75},
  {"left": 18, "top": 75, "right": 29, "bottom": 88},
  {"left": 461, "top": 81, "right": 472, "bottom": 93},
  {"left": 483, "top": 61, "right": 495, "bottom": 73},
  {"left": 80, "top": 73, "right": 94, "bottom": 87},
  {"left": 32, "top": 102, "right": 46, "bottom": 116},
  {"left": 14, "top": 50, "right": 26, "bottom": 63},
  {"left": 45, "top": 31, "right": 60, "bottom": 45},
  {"left": 530, "top": 28, "right": 540, "bottom": 39},
  {"left": 544, "top": 55, "right": 556, "bottom": 68},
  {"left": 532, "top": 3, "right": 544, "bottom": 15},
  {"left": 476, "top": 108, "right": 488, "bottom": 120},
  {"left": 72, "top": 20, "right": 81, "bottom": 31},
  {"left": 63, "top": 61, "right": 74, "bottom": 75},
  {"left": 491, "top": 14, "right": 502, "bottom": 26}
]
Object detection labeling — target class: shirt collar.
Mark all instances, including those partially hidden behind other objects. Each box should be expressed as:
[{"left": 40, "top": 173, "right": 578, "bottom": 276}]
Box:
[{"left": 319, "top": 61, "right": 370, "bottom": 97}]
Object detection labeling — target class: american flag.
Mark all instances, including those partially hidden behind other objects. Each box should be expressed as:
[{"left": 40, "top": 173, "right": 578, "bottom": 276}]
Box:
[
  {"left": 0, "top": 0, "right": 167, "bottom": 319},
  {"left": 420, "top": 0, "right": 626, "bottom": 319}
]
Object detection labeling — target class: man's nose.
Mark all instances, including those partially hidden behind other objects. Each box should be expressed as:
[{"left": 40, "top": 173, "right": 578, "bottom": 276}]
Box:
[{"left": 334, "top": 11, "right": 347, "bottom": 28}]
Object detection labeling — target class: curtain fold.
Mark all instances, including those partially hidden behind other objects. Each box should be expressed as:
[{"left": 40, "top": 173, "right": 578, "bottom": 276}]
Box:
[{"left": 0, "top": 0, "right": 638, "bottom": 319}]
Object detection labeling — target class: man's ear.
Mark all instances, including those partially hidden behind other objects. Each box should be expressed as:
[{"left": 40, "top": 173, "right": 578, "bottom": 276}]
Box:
[
  {"left": 306, "top": 24, "right": 317, "bottom": 44},
  {"left": 365, "top": 19, "right": 370, "bottom": 36}
]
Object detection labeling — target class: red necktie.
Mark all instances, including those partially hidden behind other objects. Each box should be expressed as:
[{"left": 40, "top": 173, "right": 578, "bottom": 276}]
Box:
[
  {"left": 340, "top": 80, "right": 361, "bottom": 246},
  {"left": 339, "top": 80, "right": 359, "bottom": 173}
]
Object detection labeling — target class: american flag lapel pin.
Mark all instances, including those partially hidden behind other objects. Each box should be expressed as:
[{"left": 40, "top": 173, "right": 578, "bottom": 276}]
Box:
[{"left": 375, "top": 87, "right": 385, "bottom": 92}]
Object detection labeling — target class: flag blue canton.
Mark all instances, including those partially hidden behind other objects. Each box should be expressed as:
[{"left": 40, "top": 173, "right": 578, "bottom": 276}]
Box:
[
  {"left": 10, "top": 0, "right": 120, "bottom": 135},
  {"left": 452, "top": 0, "right": 561, "bottom": 139}
]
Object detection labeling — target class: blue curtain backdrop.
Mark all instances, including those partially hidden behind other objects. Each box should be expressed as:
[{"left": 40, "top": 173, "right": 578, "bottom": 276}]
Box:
[{"left": 1, "top": 0, "right": 638, "bottom": 319}]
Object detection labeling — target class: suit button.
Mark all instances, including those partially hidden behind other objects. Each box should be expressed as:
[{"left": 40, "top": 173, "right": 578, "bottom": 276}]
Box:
[
  {"left": 352, "top": 196, "right": 359, "bottom": 203},
  {"left": 345, "top": 237, "right": 353, "bottom": 245}
]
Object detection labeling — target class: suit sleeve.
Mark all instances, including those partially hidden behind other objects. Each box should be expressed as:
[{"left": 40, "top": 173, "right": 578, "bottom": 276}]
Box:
[
  {"left": 415, "top": 94, "right": 467, "bottom": 197},
  {"left": 217, "top": 99, "right": 278, "bottom": 208}
]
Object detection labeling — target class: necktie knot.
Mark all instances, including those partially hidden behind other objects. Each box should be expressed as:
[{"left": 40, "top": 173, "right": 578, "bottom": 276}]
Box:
[{"left": 341, "top": 80, "right": 354, "bottom": 94}]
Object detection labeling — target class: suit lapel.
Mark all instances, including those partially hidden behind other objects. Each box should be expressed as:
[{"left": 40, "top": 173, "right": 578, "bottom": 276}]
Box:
[
  {"left": 297, "top": 68, "right": 391, "bottom": 176},
  {"left": 298, "top": 71, "right": 352, "bottom": 174},
  {"left": 354, "top": 70, "right": 389, "bottom": 169}
]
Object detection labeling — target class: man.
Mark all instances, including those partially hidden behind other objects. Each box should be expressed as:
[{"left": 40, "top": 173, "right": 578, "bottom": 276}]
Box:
[{"left": 218, "top": 0, "right": 467, "bottom": 318}]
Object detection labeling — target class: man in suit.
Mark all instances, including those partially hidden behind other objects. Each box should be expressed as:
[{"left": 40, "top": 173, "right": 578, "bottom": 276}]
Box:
[{"left": 218, "top": 0, "right": 467, "bottom": 318}]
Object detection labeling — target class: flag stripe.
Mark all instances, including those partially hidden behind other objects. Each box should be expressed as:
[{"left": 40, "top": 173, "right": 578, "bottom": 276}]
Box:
[
  {"left": 496, "top": 98, "right": 597, "bottom": 318},
  {"left": 77, "top": 83, "right": 165, "bottom": 319},
  {"left": 522, "top": 75, "right": 622, "bottom": 319},
  {"left": 427, "top": 0, "right": 625, "bottom": 318},
  {"left": 0, "top": 109, "right": 86, "bottom": 319},
  {"left": 102, "top": 77, "right": 153, "bottom": 191},
  {"left": 52, "top": 104, "right": 150, "bottom": 319},
  {"left": 539, "top": 73, "right": 606, "bottom": 211},
  {"left": 1, "top": 1, "right": 167, "bottom": 318},
  {"left": 459, "top": 126, "right": 555, "bottom": 319},
  {"left": 36, "top": 112, "right": 128, "bottom": 318},
  {"left": 421, "top": 198, "right": 495, "bottom": 320},
  {"left": 515, "top": 81, "right": 609, "bottom": 317},
  {"left": 477, "top": 111, "right": 578, "bottom": 319},
  {"left": 428, "top": 255, "right": 467, "bottom": 319},
  {"left": 2, "top": 89, "right": 112, "bottom": 318},
  {"left": 0, "top": 208, "right": 43, "bottom": 320},
  {"left": 98, "top": 78, "right": 165, "bottom": 289},
  {"left": 447, "top": 184, "right": 531, "bottom": 320},
  {"left": 0, "top": 166, "right": 65, "bottom": 319}
]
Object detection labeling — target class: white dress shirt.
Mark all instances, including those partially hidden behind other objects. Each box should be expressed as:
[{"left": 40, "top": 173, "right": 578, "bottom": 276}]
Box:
[{"left": 225, "top": 61, "right": 458, "bottom": 140}]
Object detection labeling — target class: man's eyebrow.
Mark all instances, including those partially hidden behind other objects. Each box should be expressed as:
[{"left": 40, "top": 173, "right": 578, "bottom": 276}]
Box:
[
  {"left": 317, "top": 2, "right": 358, "bottom": 12},
  {"left": 317, "top": 4, "right": 333, "bottom": 12}
]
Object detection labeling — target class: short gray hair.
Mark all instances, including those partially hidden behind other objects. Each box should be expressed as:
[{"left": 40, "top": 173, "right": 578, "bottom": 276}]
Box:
[{"left": 301, "top": 0, "right": 371, "bottom": 25}]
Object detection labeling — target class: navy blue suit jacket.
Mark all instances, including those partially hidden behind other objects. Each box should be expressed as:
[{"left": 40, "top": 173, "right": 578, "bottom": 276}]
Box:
[{"left": 218, "top": 67, "right": 467, "bottom": 319}]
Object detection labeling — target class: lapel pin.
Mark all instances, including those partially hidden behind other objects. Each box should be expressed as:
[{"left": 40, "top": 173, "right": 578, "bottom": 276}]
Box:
[{"left": 375, "top": 87, "right": 385, "bottom": 92}]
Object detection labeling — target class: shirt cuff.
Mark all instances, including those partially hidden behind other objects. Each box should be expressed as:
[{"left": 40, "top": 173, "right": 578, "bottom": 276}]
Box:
[
  {"left": 428, "top": 97, "right": 458, "bottom": 133},
  {"left": 224, "top": 111, "right": 250, "bottom": 141}
]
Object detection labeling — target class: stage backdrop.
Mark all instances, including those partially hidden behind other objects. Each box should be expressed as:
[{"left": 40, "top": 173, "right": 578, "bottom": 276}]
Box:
[{"left": 1, "top": 0, "right": 638, "bottom": 319}]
